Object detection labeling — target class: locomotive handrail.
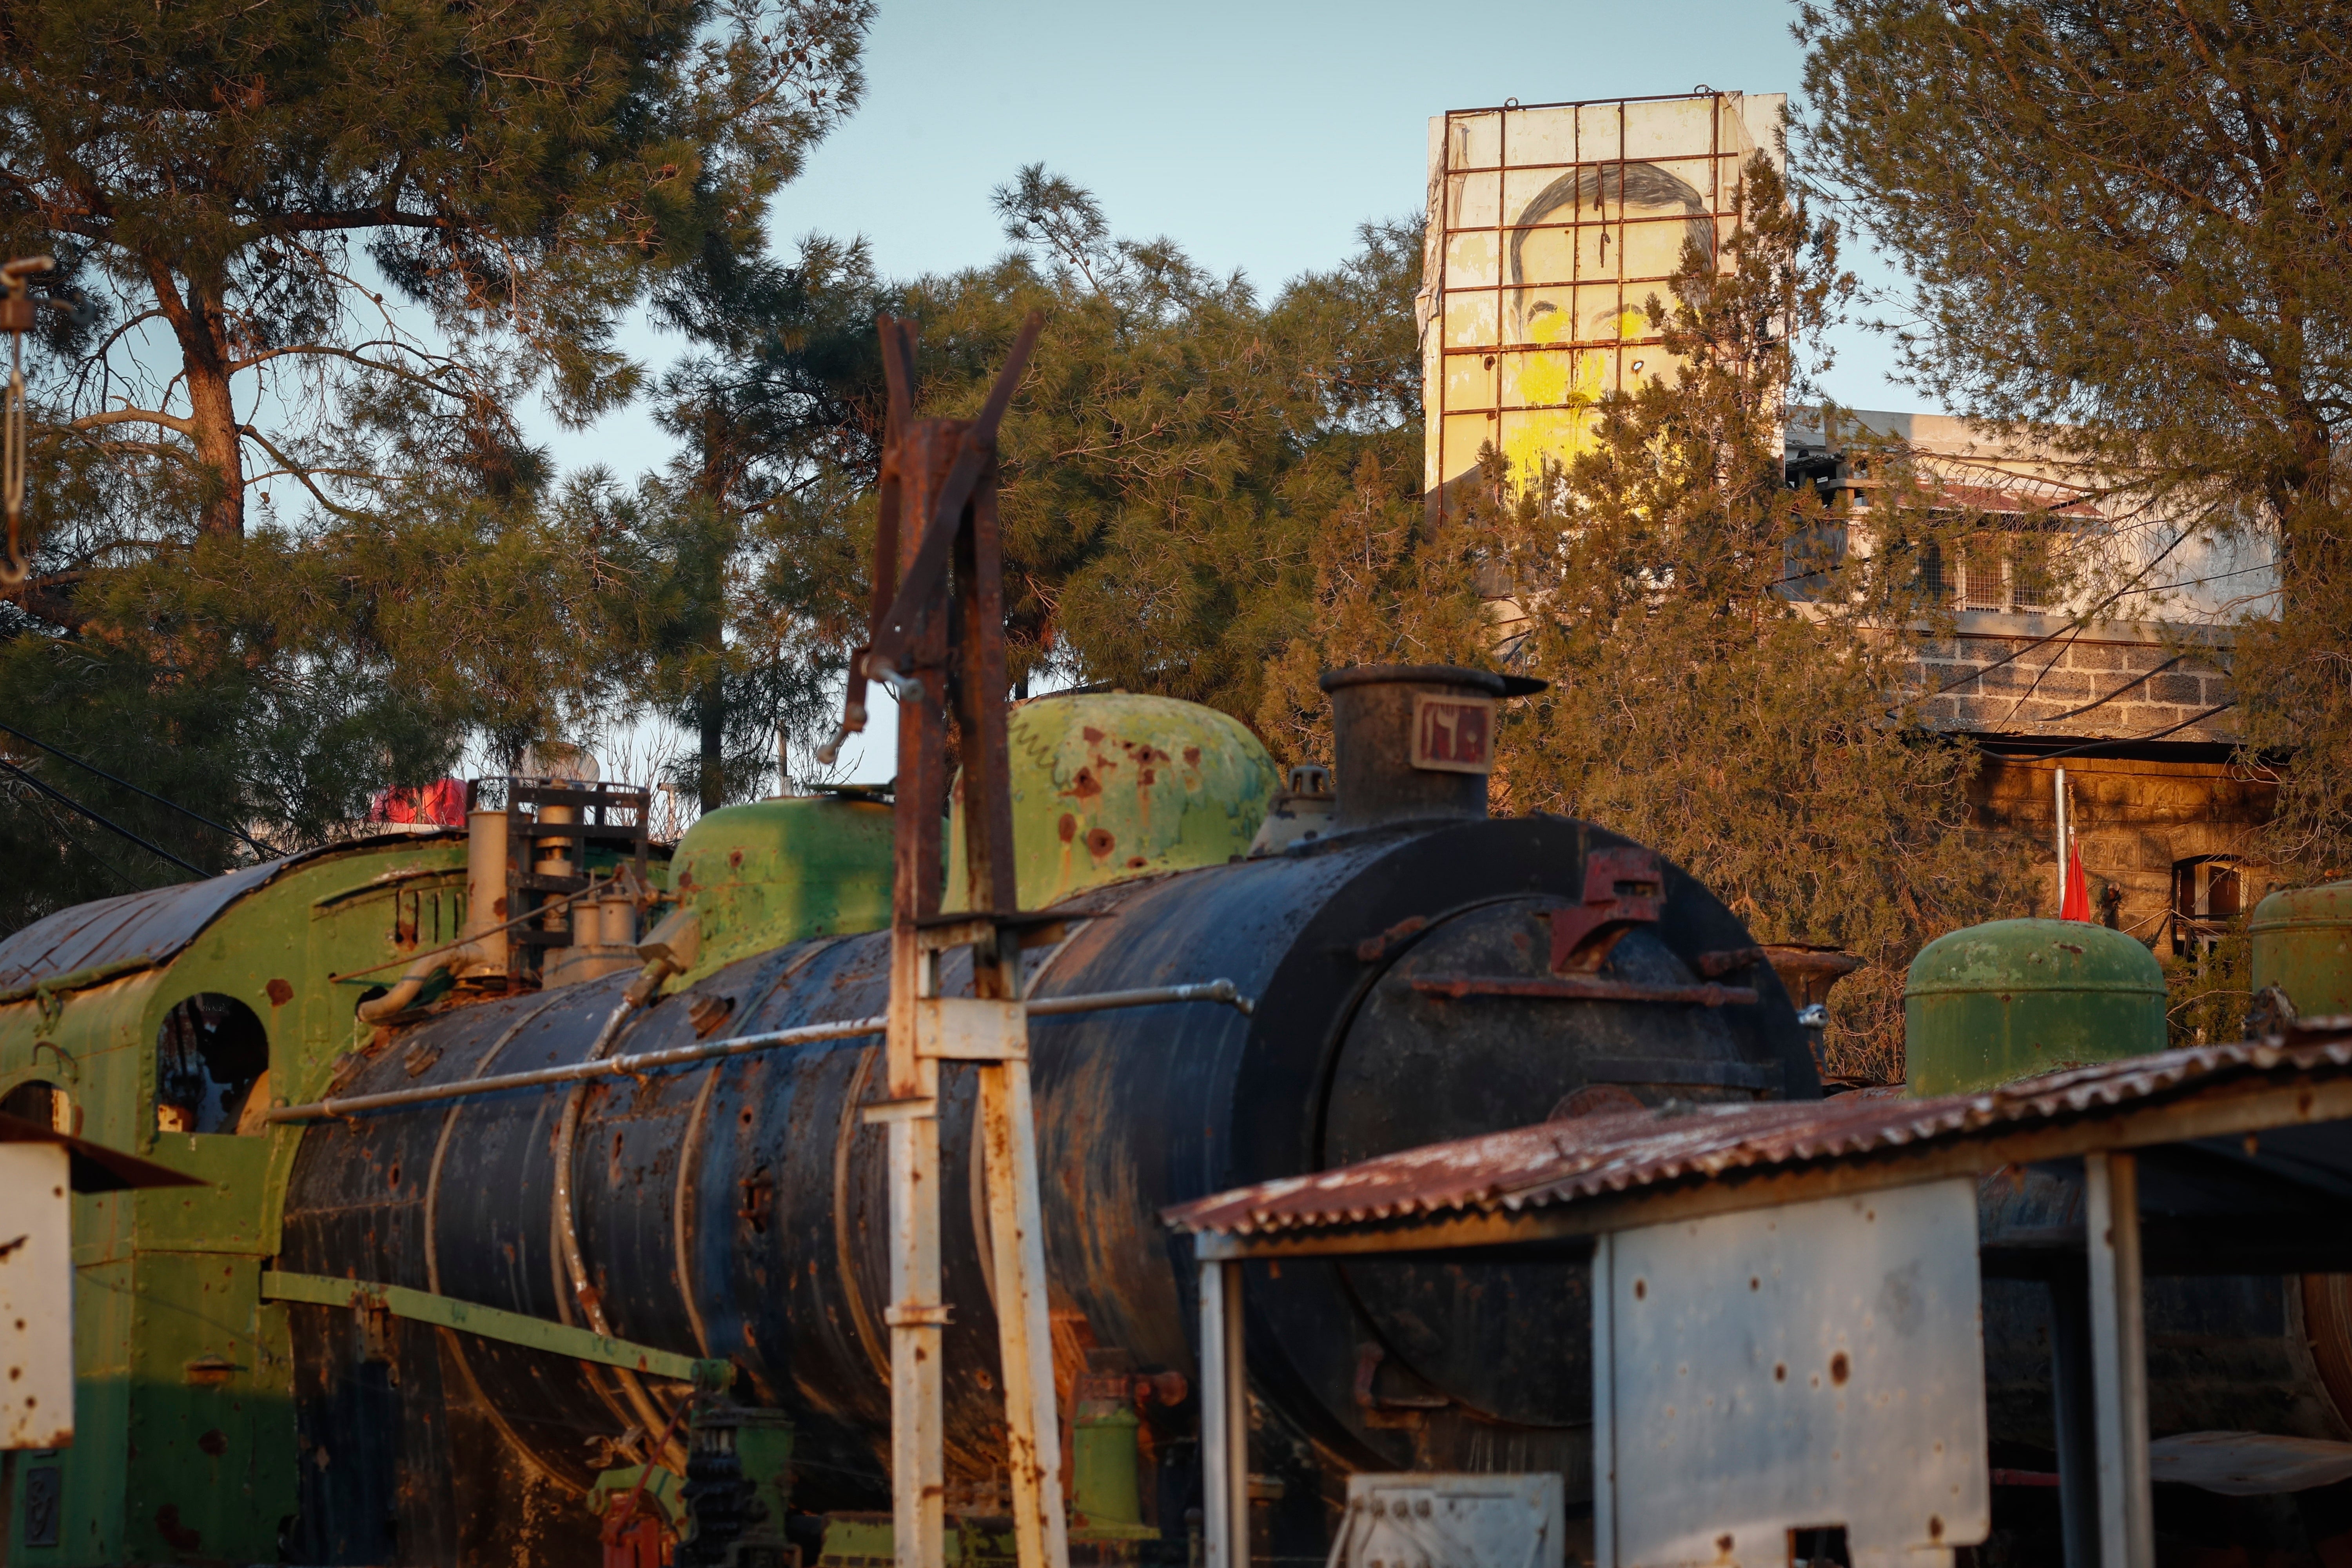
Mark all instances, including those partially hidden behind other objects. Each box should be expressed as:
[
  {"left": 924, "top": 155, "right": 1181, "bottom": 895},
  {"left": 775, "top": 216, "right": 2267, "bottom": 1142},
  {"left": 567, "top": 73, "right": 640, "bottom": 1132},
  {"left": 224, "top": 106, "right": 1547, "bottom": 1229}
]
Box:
[
  {"left": 264, "top": 978, "right": 1254, "bottom": 1123},
  {"left": 260, "top": 1269, "right": 730, "bottom": 1389}
]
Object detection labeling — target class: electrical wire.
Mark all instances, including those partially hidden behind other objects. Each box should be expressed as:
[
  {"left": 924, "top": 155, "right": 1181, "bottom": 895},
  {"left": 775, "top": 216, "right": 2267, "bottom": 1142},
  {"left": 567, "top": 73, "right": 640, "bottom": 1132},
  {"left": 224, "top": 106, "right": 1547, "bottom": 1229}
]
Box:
[
  {"left": 0, "top": 756, "right": 207, "bottom": 877},
  {"left": 0, "top": 717, "right": 266, "bottom": 853}
]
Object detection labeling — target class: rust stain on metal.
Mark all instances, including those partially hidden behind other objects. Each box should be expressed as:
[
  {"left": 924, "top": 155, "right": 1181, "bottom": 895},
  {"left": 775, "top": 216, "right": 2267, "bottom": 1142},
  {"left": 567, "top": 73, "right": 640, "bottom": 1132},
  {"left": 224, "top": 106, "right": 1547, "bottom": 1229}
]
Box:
[
  {"left": 154, "top": 1505, "right": 201, "bottom": 1553},
  {"left": 1355, "top": 916, "right": 1428, "bottom": 964},
  {"left": 1165, "top": 1027, "right": 2352, "bottom": 1238}
]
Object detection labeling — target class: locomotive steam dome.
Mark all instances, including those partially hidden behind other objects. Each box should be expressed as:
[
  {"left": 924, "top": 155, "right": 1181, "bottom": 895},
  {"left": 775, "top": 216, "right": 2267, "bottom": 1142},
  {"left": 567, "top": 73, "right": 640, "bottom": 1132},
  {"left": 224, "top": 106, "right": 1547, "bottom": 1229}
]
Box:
[
  {"left": 668, "top": 793, "right": 895, "bottom": 984},
  {"left": 947, "top": 691, "right": 1280, "bottom": 911},
  {"left": 270, "top": 677, "right": 1813, "bottom": 1562},
  {"left": 2250, "top": 878, "right": 2352, "bottom": 1019},
  {"left": 1903, "top": 918, "right": 2167, "bottom": 1096}
]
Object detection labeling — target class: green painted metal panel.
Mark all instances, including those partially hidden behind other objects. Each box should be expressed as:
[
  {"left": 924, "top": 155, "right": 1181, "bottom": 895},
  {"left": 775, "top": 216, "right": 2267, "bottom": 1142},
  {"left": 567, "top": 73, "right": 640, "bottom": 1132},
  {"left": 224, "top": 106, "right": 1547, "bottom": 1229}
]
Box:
[
  {"left": 817, "top": 1513, "right": 1023, "bottom": 1568},
  {"left": 132, "top": 1134, "right": 276, "bottom": 1254},
  {"left": 259, "top": 1270, "right": 729, "bottom": 1387},
  {"left": 946, "top": 693, "right": 1279, "bottom": 913},
  {"left": 2250, "top": 880, "right": 2352, "bottom": 1018},
  {"left": 1904, "top": 918, "right": 2167, "bottom": 1097},
  {"left": 670, "top": 796, "right": 895, "bottom": 987},
  {"left": 121, "top": 1254, "right": 296, "bottom": 1564}
]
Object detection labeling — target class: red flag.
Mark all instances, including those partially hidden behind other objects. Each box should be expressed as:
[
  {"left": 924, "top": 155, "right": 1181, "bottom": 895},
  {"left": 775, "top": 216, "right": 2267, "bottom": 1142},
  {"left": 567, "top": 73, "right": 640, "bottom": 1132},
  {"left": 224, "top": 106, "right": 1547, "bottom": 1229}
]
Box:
[
  {"left": 2060, "top": 842, "right": 2092, "bottom": 922},
  {"left": 369, "top": 777, "right": 466, "bottom": 826}
]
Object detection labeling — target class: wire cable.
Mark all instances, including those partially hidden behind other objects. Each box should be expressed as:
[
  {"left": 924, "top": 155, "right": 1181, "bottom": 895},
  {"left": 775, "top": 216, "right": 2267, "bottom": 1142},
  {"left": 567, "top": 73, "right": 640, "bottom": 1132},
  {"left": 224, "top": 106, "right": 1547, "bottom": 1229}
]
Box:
[
  {"left": 0, "top": 756, "right": 208, "bottom": 877},
  {"left": 0, "top": 717, "right": 266, "bottom": 853}
]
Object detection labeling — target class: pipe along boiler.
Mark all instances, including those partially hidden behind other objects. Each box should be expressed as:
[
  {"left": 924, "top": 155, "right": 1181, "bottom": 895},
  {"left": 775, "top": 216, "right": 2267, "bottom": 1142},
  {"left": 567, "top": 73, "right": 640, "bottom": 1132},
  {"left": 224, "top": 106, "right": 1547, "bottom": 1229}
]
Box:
[{"left": 8, "top": 668, "right": 2350, "bottom": 1566}]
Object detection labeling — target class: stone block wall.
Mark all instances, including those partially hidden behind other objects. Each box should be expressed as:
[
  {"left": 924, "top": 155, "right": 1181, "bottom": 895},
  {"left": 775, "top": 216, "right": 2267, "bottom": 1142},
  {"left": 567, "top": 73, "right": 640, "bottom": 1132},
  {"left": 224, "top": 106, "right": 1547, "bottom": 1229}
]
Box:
[
  {"left": 1968, "top": 753, "right": 2277, "bottom": 944},
  {"left": 1911, "top": 623, "right": 2235, "bottom": 745}
]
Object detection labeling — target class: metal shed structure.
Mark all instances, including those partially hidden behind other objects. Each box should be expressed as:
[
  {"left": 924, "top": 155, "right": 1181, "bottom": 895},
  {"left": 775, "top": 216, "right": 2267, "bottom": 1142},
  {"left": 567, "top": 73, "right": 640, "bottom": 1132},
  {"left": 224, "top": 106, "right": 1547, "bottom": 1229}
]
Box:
[{"left": 1163, "top": 1026, "right": 2352, "bottom": 1568}]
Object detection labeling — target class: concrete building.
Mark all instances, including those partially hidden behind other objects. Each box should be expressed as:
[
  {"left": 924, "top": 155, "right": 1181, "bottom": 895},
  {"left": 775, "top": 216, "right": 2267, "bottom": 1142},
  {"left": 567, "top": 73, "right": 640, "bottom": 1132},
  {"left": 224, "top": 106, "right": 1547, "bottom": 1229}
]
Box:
[{"left": 1786, "top": 409, "right": 2278, "bottom": 961}]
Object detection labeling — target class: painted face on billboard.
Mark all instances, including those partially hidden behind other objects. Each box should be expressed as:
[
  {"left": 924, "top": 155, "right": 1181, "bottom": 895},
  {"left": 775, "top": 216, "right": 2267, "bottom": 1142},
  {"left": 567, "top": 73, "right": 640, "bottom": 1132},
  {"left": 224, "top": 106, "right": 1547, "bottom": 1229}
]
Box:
[{"left": 1504, "top": 162, "right": 1715, "bottom": 352}]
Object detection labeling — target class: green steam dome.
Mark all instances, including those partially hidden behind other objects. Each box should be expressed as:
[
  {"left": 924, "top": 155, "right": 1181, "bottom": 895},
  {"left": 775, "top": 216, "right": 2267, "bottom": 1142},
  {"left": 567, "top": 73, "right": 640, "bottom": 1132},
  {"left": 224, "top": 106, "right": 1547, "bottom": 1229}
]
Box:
[
  {"left": 1904, "top": 918, "right": 2167, "bottom": 1097},
  {"left": 671, "top": 794, "right": 895, "bottom": 985},
  {"left": 2250, "top": 880, "right": 2352, "bottom": 1020}
]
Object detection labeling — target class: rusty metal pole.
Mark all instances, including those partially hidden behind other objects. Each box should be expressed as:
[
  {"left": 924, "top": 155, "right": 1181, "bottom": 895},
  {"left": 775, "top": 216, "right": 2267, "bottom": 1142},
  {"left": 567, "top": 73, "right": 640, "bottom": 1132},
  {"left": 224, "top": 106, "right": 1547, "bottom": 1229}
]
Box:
[
  {"left": 2085, "top": 1152, "right": 2151, "bottom": 1568},
  {"left": 843, "top": 314, "right": 1056, "bottom": 1568},
  {"left": 884, "top": 411, "right": 953, "bottom": 1568},
  {"left": 957, "top": 457, "right": 1072, "bottom": 1568}
]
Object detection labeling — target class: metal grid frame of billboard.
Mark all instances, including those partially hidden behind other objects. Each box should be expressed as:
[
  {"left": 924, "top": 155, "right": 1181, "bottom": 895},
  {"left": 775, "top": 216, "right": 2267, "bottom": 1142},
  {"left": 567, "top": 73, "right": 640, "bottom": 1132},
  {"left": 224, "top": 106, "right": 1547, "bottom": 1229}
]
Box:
[{"left": 1419, "top": 91, "right": 1786, "bottom": 501}]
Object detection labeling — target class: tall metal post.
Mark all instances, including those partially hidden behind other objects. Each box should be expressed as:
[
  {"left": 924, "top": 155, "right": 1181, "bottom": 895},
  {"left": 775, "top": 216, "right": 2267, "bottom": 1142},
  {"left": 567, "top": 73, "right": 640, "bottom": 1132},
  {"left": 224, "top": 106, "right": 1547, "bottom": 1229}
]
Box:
[
  {"left": 2054, "top": 766, "right": 2069, "bottom": 914},
  {"left": 830, "top": 314, "right": 1056, "bottom": 1568},
  {"left": 1592, "top": 1232, "right": 1617, "bottom": 1568},
  {"left": 1198, "top": 1258, "right": 1248, "bottom": 1568},
  {"left": 2085, "top": 1153, "right": 2151, "bottom": 1568},
  {"left": 882, "top": 411, "right": 953, "bottom": 1568},
  {"left": 2047, "top": 1260, "right": 2099, "bottom": 1568}
]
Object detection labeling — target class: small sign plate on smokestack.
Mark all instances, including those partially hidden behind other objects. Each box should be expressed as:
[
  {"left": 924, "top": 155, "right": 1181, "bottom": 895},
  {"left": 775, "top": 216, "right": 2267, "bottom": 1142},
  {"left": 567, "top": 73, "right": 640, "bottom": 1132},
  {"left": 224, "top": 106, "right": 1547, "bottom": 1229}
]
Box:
[{"left": 1410, "top": 693, "right": 1495, "bottom": 775}]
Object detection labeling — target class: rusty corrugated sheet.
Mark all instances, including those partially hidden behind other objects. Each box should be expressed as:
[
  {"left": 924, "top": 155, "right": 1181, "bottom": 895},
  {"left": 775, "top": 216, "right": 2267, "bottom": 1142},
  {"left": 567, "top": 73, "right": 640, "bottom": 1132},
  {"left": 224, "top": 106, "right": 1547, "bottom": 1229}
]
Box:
[
  {"left": 1163, "top": 1027, "right": 2352, "bottom": 1238},
  {"left": 0, "top": 831, "right": 461, "bottom": 994}
]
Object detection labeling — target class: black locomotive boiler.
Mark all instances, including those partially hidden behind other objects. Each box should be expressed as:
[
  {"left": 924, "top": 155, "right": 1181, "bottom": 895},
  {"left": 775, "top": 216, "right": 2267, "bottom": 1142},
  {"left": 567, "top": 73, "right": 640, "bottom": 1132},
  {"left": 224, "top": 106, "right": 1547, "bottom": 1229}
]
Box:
[{"left": 276, "top": 667, "right": 1814, "bottom": 1564}]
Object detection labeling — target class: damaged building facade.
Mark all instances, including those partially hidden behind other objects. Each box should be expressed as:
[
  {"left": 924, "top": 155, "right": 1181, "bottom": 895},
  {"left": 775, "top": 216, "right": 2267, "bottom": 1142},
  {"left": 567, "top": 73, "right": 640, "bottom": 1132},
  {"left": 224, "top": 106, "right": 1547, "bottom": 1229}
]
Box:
[{"left": 1417, "top": 90, "right": 2280, "bottom": 973}]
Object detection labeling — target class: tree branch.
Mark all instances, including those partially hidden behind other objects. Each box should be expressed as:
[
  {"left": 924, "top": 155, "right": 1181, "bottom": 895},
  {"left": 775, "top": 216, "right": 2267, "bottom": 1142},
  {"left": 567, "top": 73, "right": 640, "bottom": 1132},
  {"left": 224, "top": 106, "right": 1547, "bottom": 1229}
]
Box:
[
  {"left": 233, "top": 425, "right": 376, "bottom": 522},
  {"left": 66, "top": 405, "right": 199, "bottom": 437}
]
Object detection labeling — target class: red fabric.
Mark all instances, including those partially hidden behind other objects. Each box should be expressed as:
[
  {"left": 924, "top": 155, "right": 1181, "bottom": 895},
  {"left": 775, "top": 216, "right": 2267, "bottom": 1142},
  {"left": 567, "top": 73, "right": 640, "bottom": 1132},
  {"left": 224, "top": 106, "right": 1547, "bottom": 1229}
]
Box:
[
  {"left": 368, "top": 777, "right": 465, "bottom": 826},
  {"left": 2061, "top": 842, "right": 2093, "bottom": 922}
]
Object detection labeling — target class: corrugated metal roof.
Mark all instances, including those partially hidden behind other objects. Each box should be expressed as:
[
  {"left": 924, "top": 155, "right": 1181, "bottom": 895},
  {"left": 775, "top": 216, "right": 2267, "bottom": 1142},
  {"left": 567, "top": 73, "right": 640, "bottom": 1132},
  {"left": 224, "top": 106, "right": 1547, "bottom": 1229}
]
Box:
[
  {"left": 1163, "top": 1028, "right": 2352, "bottom": 1238},
  {"left": 0, "top": 831, "right": 462, "bottom": 996}
]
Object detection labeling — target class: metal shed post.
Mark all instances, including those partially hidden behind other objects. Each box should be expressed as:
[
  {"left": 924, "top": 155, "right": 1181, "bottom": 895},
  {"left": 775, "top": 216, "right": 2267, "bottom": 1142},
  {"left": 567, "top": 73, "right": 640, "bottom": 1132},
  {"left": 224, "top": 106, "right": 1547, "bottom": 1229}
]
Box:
[
  {"left": 2085, "top": 1152, "right": 2152, "bottom": 1568},
  {"left": 1198, "top": 1256, "right": 1248, "bottom": 1568},
  {"left": 2047, "top": 1260, "right": 2100, "bottom": 1568}
]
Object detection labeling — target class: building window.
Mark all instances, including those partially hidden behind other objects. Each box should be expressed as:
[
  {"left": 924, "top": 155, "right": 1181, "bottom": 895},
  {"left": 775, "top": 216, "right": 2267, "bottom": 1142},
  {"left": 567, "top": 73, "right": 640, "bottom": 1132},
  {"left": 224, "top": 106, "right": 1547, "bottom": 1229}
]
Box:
[
  {"left": 2171, "top": 856, "right": 2242, "bottom": 957},
  {"left": 1961, "top": 534, "right": 2007, "bottom": 612},
  {"left": 1923, "top": 528, "right": 2062, "bottom": 615}
]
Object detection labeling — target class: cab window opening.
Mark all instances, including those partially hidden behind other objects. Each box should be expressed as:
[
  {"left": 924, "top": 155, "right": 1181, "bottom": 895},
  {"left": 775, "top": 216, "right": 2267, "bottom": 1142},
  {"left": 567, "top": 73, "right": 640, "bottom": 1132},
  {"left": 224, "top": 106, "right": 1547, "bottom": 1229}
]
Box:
[
  {"left": 1, "top": 1078, "right": 74, "bottom": 1135},
  {"left": 155, "top": 994, "right": 270, "bottom": 1134}
]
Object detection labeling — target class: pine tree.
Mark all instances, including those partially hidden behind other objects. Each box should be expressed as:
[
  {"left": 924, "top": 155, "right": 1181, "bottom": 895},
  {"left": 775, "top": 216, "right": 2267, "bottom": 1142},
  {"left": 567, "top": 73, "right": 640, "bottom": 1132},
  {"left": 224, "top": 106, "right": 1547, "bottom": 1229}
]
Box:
[
  {"left": 1485, "top": 158, "right": 2034, "bottom": 1073},
  {"left": 1799, "top": 0, "right": 2352, "bottom": 873},
  {"left": 0, "top": 0, "right": 870, "bottom": 613},
  {"left": 0, "top": 0, "right": 869, "bottom": 927}
]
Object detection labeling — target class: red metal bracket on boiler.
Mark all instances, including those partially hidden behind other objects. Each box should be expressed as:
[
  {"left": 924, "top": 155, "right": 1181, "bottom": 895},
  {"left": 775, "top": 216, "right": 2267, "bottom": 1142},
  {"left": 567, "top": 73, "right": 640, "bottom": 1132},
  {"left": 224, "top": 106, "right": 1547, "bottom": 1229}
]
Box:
[
  {"left": 1547, "top": 846, "right": 1666, "bottom": 972},
  {"left": 1406, "top": 847, "right": 1759, "bottom": 1007}
]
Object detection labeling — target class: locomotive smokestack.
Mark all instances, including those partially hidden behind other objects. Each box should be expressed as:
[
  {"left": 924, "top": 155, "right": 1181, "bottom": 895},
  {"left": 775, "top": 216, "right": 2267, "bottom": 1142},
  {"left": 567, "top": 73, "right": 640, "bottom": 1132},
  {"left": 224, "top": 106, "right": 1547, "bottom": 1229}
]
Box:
[{"left": 1317, "top": 664, "right": 1544, "bottom": 832}]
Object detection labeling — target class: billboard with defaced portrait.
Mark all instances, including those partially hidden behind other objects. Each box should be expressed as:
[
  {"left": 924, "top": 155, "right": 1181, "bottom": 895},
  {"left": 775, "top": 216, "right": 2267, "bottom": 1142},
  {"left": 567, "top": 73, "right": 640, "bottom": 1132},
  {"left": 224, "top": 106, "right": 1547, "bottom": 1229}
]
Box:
[{"left": 1419, "top": 91, "right": 1786, "bottom": 505}]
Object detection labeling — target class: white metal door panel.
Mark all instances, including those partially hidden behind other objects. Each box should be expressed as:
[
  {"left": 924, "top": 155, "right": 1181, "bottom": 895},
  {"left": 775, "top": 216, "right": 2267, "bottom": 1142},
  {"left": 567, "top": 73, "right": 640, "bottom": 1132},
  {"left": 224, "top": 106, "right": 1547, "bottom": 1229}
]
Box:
[{"left": 1596, "top": 1177, "right": 1988, "bottom": 1568}]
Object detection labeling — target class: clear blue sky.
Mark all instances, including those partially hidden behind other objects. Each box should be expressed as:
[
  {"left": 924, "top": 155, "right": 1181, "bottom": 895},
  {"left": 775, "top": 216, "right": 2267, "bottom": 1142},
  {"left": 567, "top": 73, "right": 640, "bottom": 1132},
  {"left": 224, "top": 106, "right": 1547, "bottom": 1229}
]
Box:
[{"left": 536, "top": 0, "right": 1927, "bottom": 482}]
